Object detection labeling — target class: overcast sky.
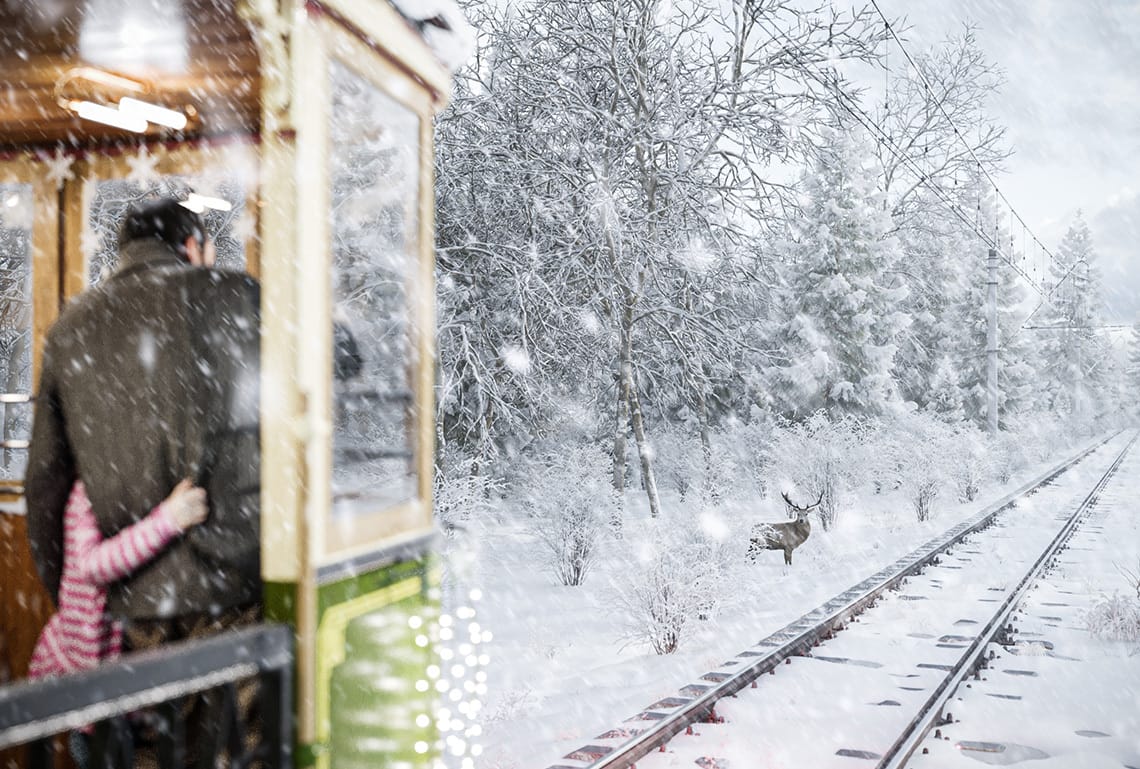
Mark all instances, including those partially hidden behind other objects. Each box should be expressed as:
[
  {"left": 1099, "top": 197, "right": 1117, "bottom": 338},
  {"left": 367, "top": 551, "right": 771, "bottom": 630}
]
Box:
[{"left": 873, "top": 0, "right": 1140, "bottom": 324}]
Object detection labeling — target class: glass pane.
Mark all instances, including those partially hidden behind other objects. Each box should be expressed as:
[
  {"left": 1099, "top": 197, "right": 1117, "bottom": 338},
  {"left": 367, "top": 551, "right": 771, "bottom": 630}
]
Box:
[
  {"left": 0, "top": 183, "right": 34, "bottom": 480},
  {"left": 86, "top": 173, "right": 249, "bottom": 285},
  {"left": 329, "top": 59, "right": 422, "bottom": 517}
]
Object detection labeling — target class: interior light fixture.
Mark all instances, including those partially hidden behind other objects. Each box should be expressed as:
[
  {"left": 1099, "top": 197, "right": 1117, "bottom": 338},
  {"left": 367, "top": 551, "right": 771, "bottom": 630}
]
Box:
[
  {"left": 119, "top": 97, "right": 188, "bottom": 130},
  {"left": 70, "top": 100, "right": 147, "bottom": 132},
  {"left": 66, "top": 66, "right": 146, "bottom": 94},
  {"left": 181, "top": 192, "right": 232, "bottom": 213}
]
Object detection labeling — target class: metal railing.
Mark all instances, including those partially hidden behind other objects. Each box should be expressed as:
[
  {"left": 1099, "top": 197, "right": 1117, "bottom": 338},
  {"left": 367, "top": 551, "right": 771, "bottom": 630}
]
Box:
[{"left": 0, "top": 624, "right": 293, "bottom": 769}]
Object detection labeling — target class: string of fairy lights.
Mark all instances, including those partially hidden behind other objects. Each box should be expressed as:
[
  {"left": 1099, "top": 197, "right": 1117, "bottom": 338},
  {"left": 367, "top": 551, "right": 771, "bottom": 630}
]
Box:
[{"left": 431, "top": 541, "right": 492, "bottom": 768}]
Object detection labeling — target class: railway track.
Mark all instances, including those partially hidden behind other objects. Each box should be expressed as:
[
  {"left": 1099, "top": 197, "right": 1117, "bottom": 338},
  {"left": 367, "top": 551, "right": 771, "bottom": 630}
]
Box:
[{"left": 547, "top": 432, "right": 1133, "bottom": 769}]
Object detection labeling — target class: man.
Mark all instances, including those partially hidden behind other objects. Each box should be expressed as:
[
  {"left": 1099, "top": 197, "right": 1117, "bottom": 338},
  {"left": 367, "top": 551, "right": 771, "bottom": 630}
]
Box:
[{"left": 25, "top": 196, "right": 261, "bottom": 759}]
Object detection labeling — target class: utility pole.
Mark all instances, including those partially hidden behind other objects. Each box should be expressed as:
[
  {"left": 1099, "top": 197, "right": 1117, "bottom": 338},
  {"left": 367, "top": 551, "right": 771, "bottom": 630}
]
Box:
[{"left": 986, "top": 247, "right": 999, "bottom": 435}]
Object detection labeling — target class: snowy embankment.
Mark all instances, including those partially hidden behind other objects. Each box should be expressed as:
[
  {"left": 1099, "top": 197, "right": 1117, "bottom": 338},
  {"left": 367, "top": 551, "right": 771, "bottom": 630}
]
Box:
[{"left": 449, "top": 434, "right": 1115, "bottom": 769}]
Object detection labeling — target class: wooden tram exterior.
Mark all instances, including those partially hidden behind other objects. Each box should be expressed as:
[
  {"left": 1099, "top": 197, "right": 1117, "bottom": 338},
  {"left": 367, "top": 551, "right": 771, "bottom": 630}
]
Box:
[{"left": 0, "top": 1, "right": 458, "bottom": 766}]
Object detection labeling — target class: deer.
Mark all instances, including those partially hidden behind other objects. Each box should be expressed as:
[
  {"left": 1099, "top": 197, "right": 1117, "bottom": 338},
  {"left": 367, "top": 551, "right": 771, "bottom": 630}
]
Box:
[{"left": 748, "top": 491, "right": 822, "bottom": 565}]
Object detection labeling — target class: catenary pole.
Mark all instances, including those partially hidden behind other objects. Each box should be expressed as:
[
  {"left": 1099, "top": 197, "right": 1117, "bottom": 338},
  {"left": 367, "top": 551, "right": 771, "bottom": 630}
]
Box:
[{"left": 986, "top": 247, "right": 999, "bottom": 434}]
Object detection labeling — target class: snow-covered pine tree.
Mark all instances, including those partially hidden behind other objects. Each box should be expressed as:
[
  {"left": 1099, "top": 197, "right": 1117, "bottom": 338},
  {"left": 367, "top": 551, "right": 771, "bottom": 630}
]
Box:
[
  {"left": 1128, "top": 319, "right": 1140, "bottom": 414},
  {"left": 925, "top": 355, "right": 965, "bottom": 422},
  {"left": 893, "top": 221, "right": 970, "bottom": 412},
  {"left": 1036, "top": 213, "right": 1109, "bottom": 423},
  {"left": 765, "top": 126, "right": 910, "bottom": 418}
]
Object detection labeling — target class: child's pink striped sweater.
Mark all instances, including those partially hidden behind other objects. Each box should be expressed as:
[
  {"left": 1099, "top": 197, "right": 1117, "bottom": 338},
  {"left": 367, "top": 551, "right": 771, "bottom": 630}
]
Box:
[{"left": 28, "top": 481, "right": 179, "bottom": 678}]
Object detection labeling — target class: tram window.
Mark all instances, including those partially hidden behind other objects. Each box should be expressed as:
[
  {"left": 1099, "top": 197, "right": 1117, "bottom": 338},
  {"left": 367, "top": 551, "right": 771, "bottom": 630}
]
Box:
[
  {"left": 0, "top": 183, "right": 33, "bottom": 481},
  {"left": 86, "top": 175, "right": 249, "bottom": 285},
  {"left": 329, "top": 59, "right": 422, "bottom": 517}
]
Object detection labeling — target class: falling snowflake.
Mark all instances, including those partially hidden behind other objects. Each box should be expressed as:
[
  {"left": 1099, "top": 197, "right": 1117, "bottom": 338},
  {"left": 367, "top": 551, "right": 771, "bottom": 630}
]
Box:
[
  {"left": 42, "top": 151, "right": 75, "bottom": 190},
  {"left": 231, "top": 210, "right": 256, "bottom": 244},
  {"left": 80, "top": 220, "right": 104, "bottom": 264},
  {"left": 125, "top": 145, "right": 160, "bottom": 186},
  {"left": 0, "top": 187, "right": 33, "bottom": 230},
  {"left": 499, "top": 345, "right": 531, "bottom": 375}
]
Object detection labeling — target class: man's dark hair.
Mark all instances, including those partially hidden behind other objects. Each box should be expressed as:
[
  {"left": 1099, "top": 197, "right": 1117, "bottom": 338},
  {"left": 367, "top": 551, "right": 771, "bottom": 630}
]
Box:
[{"left": 120, "top": 197, "right": 206, "bottom": 258}]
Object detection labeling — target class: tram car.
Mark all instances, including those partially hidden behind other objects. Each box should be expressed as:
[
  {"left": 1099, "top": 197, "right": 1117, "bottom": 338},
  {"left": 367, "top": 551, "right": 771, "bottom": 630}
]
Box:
[{"left": 0, "top": 1, "right": 471, "bottom": 767}]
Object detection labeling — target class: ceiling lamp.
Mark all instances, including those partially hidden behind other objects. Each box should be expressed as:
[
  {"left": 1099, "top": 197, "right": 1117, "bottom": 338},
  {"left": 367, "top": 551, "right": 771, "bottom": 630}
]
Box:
[
  {"left": 56, "top": 68, "right": 191, "bottom": 133},
  {"left": 118, "top": 97, "right": 188, "bottom": 130},
  {"left": 69, "top": 100, "right": 147, "bottom": 133}
]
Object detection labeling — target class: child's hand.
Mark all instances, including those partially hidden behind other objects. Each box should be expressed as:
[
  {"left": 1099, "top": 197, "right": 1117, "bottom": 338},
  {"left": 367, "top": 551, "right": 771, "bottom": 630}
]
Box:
[{"left": 165, "top": 479, "right": 208, "bottom": 530}]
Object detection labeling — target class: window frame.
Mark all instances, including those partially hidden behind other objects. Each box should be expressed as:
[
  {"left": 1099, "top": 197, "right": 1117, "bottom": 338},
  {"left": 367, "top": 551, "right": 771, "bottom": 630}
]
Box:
[
  {"left": 296, "top": 14, "right": 437, "bottom": 566},
  {"left": 0, "top": 156, "right": 62, "bottom": 500}
]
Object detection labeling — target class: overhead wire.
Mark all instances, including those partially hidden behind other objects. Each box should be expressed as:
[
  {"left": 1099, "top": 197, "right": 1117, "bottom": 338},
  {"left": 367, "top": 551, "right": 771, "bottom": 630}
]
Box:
[
  {"left": 755, "top": 15, "right": 1043, "bottom": 292},
  {"left": 867, "top": 0, "right": 1087, "bottom": 334}
]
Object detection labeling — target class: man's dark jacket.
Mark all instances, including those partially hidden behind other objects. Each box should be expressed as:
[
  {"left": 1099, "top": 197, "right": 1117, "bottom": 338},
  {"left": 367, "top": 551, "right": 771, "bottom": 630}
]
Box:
[{"left": 26, "top": 239, "right": 261, "bottom": 618}]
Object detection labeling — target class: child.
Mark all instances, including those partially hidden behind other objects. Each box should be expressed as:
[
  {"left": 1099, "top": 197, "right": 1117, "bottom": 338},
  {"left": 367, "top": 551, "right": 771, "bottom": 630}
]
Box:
[{"left": 29, "top": 479, "right": 208, "bottom": 678}]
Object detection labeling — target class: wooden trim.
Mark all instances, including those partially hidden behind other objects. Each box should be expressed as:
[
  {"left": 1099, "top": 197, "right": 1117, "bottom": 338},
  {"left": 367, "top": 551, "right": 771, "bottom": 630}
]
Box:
[
  {"left": 81, "top": 137, "right": 260, "bottom": 182},
  {"left": 306, "top": 0, "right": 452, "bottom": 108},
  {"left": 312, "top": 7, "right": 437, "bottom": 561},
  {"left": 291, "top": 15, "right": 328, "bottom": 747},
  {"left": 31, "top": 176, "right": 60, "bottom": 387},
  {"left": 322, "top": 18, "right": 435, "bottom": 116},
  {"left": 318, "top": 502, "right": 431, "bottom": 564},
  {"left": 60, "top": 162, "right": 88, "bottom": 302},
  {"left": 258, "top": 131, "right": 302, "bottom": 584},
  {"left": 416, "top": 93, "right": 437, "bottom": 511}
]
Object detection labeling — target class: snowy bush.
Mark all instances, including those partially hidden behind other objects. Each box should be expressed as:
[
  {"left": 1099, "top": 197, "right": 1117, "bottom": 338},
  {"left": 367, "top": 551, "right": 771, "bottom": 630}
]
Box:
[
  {"left": 764, "top": 412, "right": 861, "bottom": 530},
  {"left": 991, "top": 431, "right": 1027, "bottom": 484},
  {"left": 524, "top": 443, "right": 618, "bottom": 586},
  {"left": 878, "top": 413, "right": 954, "bottom": 522},
  {"left": 652, "top": 427, "right": 702, "bottom": 501},
  {"left": 1016, "top": 417, "right": 1067, "bottom": 465},
  {"left": 722, "top": 409, "right": 775, "bottom": 499},
  {"left": 616, "top": 549, "right": 690, "bottom": 654},
  {"left": 947, "top": 424, "right": 988, "bottom": 502},
  {"left": 1085, "top": 593, "right": 1140, "bottom": 642},
  {"left": 653, "top": 428, "right": 737, "bottom": 507},
  {"left": 614, "top": 512, "right": 730, "bottom": 654},
  {"left": 435, "top": 451, "right": 502, "bottom": 533}
]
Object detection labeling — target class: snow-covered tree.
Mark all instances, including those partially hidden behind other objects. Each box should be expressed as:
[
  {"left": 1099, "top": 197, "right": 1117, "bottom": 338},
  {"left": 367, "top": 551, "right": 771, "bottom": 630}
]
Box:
[
  {"left": 764, "top": 411, "right": 862, "bottom": 531},
  {"left": 925, "top": 355, "right": 965, "bottom": 422},
  {"left": 877, "top": 26, "right": 1009, "bottom": 230},
  {"left": 1127, "top": 319, "right": 1140, "bottom": 414},
  {"left": 765, "top": 127, "right": 910, "bottom": 418},
  {"left": 872, "top": 28, "right": 1011, "bottom": 420},
  {"left": 436, "top": 0, "right": 889, "bottom": 520},
  {"left": 1036, "top": 213, "right": 1110, "bottom": 422}
]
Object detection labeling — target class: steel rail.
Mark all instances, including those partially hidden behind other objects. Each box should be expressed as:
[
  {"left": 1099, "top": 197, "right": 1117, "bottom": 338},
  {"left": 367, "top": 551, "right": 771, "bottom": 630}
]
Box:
[
  {"left": 877, "top": 431, "right": 1136, "bottom": 768},
  {"left": 555, "top": 432, "right": 1120, "bottom": 769}
]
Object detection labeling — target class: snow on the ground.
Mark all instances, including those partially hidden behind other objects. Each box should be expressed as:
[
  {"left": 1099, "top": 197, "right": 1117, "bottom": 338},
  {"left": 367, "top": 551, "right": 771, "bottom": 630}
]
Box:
[
  {"left": 634, "top": 432, "right": 1133, "bottom": 768},
  {"left": 911, "top": 436, "right": 1140, "bottom": 769},
  {"left": 445, "top": 435, "right": 1125, "bottom": 768}
]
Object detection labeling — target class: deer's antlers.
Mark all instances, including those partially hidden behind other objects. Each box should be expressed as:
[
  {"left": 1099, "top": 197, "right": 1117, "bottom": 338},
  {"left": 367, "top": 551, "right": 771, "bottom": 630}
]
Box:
[{"left": 782, "top": 491, "right": 824, "bottom": 511}]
